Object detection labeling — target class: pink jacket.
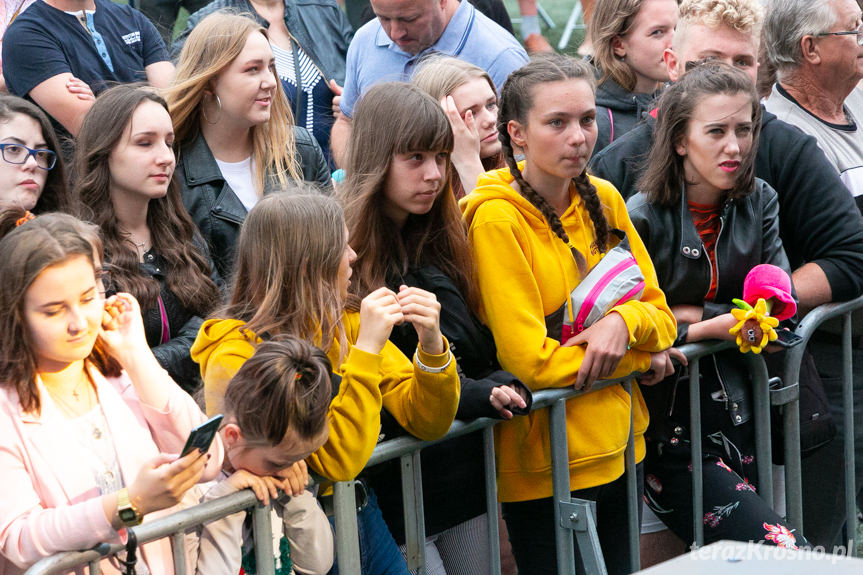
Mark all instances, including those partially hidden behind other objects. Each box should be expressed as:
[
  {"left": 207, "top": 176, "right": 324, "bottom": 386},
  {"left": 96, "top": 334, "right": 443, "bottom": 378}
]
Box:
[{"left": 0, "top": 365, "right": 223, "bottom": 574}]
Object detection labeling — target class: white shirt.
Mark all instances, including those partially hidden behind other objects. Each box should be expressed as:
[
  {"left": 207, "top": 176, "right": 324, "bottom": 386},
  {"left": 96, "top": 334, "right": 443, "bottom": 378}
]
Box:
[{"left": 215, "top": 156, "right": 258, "bottom": 212}]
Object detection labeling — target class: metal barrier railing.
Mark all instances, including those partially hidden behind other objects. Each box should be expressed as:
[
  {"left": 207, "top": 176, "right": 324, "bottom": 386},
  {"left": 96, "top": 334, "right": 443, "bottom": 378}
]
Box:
[
  {"left": 25, "top": 490, "right": 275, "bottom": 575},
  {"left": 781, "top": 294, "right": 863, "bottom": 553},
  {"left": 332, "top": 340, "right": 775, "bottom": 575},
  {"left": 331, "top": 377, "right": 641, "bottom": 575},
  {"left": 33, "top": 301, "right": 863, "bottom": 575}
]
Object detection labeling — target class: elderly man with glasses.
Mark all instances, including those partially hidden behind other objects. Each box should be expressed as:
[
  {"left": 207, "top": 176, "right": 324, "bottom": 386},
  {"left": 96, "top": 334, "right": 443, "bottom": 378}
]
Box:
[{"left": 764, "top": 0, "right": 863, "bottom": 201}]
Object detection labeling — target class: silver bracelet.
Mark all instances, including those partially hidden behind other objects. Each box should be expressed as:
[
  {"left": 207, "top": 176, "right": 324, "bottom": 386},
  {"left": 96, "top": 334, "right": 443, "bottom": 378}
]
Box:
[{"left": 413, "top": 347, "right": 453, "bottom": 373}]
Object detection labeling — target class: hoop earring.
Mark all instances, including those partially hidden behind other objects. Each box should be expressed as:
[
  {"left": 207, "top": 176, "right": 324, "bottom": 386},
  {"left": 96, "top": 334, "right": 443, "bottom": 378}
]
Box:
[{"left": 202, "top": 93, "right": 222, "bottom": 125}]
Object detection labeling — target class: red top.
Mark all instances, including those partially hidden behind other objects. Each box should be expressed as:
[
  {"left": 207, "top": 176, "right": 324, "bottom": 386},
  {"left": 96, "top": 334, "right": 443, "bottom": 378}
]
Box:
[{"left": 688, "top": 201, "right": 722, "bottom": 301}]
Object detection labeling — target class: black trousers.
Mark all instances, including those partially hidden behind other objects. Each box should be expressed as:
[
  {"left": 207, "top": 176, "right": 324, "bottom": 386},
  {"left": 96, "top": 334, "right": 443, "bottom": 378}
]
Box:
[{"left": 501, "top": 464, "right": 643, "bottom": 575}]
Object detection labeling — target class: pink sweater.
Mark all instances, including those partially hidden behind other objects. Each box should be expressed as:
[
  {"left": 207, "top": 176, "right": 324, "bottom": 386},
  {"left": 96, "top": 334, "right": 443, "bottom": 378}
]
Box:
[{"left": 0, "top": 365, "right": 223, "bottom": 574}]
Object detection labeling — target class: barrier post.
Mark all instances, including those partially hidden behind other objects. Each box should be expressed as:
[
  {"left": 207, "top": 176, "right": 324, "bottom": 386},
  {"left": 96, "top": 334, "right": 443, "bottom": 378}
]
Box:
[
  {"left": 333, "top": 480, "right": 361, "bottom": 573},
  {"left": 745, "top": 353, "right": 774, "bottom": 505},
  {"left": 252, "top": 500, "right": 275, "bottom": 575},
  {"left": 549, "top": 395, "right": 608, "bottom": 575},
  {"left": 842, "top": 312, "right": 856, "bottom": 556},
  {"left": 171, "top": 532, "right": 186, "bottom": 575},
  {"left": 689, "top": 356, "right": 704, "bottom": 547},
  {"left": 401, "top": 451, "right": 426, "bottom": 573},
  {"left": 550, "top": 397, "right": 578, "bottom": 574},
  {"left": 483, "top": 425, "right": 502, "bottom": 575},
  {"left": 623, "top": 382, "right": 641, "bottom": 574}
]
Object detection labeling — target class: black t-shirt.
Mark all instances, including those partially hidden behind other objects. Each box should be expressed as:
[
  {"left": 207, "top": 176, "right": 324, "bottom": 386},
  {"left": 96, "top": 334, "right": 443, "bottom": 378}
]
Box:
[{"left": 2, "top": 0, "right": 167, "bottom": 144}]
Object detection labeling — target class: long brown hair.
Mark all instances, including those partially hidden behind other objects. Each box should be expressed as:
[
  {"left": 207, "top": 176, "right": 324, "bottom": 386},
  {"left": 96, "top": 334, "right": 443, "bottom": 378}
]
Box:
[
  {"left": 498, "top": 53, "right": 611, "bottom": 273},
  {"left": 341, "top": 82, "right": 477, "bottom": 311},
  {"left": 166, "top": 12, "right": 301, "bottom": 194},
  {"left": 223, "top": 338, "right": 332, "bottom": 445},
  {"left": 0, "top": 213, "right": 121, "bottom": 414},
  {"left": 590, "top": 0, "right": 657, "bottom": 92},
  {"left": 0, "top": 95, "right": 70, "bottom": 214},
  {"left": 637, "top": 61, "right": 761, "bottom": 206},
  {"left": 217, "top": 191, "right": 345, "bottom": 352},
  {"left": 411, "top": 56, "right": 504, "bottom": 197},
  {"left": 74, "top": 84, "right": 220, "bottom": 315}
]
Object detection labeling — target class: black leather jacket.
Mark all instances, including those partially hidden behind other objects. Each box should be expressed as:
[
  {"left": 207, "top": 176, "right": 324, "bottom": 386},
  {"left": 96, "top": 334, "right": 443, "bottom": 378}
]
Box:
[
  {"left": 626, "top": 179, "right": 793, "bottom": 427},
  {"left": 172, "top": 0, "right": 353, "bottom": 87},
  {"left": 177, "top": 127, "right": 331, "bottom": 279}
]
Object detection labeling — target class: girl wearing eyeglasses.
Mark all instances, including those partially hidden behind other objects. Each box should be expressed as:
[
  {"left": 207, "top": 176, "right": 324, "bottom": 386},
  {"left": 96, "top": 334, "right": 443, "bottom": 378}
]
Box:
[{"left": 0, "top": 95, "right": 69, "bottom": 214}]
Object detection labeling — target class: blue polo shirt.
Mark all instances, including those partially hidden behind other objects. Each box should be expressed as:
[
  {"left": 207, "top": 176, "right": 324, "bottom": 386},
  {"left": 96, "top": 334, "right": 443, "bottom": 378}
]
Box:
[
  {"left": 340, "top": 0, "right": 527, "bottom": 118},
  {"left": 2, "top": 0, "right": 168, "bottom": 99}
]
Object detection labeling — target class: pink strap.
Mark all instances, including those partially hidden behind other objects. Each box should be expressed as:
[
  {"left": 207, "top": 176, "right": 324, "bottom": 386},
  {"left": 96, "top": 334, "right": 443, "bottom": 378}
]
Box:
[{"left": 157, "top": 294, "right": 171, "bottom": 345}]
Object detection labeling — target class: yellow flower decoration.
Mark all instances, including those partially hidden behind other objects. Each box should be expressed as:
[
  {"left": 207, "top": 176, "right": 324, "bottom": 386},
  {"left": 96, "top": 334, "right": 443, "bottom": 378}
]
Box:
[{"left": 729, "top": 298, "right": 779, "bottom": 354}]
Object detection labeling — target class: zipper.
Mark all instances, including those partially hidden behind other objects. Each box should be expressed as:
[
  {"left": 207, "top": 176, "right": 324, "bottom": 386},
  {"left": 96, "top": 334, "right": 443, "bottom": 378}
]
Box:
[{"left": 712, "top": 201, "right": 731, "bottom": 300}]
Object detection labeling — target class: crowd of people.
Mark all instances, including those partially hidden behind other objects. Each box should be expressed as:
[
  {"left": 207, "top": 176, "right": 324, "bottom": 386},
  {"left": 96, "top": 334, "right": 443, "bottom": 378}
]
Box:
[{"left": 0, "top": 0, "right": 861, "bottom": 573}]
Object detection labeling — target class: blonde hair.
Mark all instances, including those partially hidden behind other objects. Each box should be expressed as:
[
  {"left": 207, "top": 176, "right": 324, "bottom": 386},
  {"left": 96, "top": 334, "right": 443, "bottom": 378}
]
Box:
[
  {"left": 217, "top": 191, "right": 346, "bottom": 353},
  {"left": 412, "top": 55, "right": 495, "bottom": 104},
  {"left": 411, "top": 56, "right": 503, "bottom": 196},
  {"left": 165, "top": 12, "right": 301, "bottom": 195},
  {"left": 674, "top": 0, "right": 763, "bottom": 51}
]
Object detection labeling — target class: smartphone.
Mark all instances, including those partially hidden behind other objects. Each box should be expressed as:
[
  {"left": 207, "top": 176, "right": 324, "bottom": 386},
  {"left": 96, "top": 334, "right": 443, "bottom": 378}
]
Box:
[
  {"left": 773, "top": 329, "right": 804, "bottom": 348},
  {"left": 180, "top": 414, "right": 223, "bottom": 458}
]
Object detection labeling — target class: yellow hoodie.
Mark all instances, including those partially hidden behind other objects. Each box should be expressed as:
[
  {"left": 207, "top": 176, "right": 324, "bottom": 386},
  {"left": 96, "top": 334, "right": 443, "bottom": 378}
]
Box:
[
  {"left": 191, "top": 311, "right": 460, "bottom": 482},
  {"left": 460, "top": 166, "right": 676, "bottom": 502}
]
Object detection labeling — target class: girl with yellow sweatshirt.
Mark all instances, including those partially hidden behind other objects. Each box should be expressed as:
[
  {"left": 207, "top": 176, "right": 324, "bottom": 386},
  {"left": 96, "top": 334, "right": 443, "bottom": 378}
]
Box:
[
  {"left": 190, "top": 192, "right": 461, "bottom": 575},
  {"left": 460, "top": 54, "right": 677, "bottom": 575}
]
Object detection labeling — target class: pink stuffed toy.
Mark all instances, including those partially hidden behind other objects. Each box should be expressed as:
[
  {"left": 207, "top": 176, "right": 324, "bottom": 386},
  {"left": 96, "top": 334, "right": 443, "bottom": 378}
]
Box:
[{"left": 730, "top": 264, "right": 797, "bottom": 353}]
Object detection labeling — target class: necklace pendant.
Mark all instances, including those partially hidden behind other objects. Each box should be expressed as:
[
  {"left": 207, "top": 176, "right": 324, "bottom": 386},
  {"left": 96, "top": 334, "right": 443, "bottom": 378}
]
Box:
[
  {"left": 93, "top": 426, "right": 102, "bottom": 439},
  {"left": 72, "top": 390, "right": 80, "bottom": 401}
]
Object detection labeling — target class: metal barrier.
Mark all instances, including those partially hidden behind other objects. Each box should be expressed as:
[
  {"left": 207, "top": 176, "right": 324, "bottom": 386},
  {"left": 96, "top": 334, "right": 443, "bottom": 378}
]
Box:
[
  {"left": 332, "top": 341, "right": 776, "bottom": 575},
  {"left": 25, "top": 490, "right": 275, "bottom": 575},
  {"left": 781, "top": 295, "right": 863, "bottom": 553},
  {"left": 31, "top": 314, "right": 856, "bottom": 574}
]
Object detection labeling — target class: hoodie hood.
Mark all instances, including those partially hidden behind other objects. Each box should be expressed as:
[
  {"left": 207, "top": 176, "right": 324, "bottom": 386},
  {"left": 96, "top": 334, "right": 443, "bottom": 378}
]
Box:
[
  {"left": 595, "top": 77, "right": 660, "bottom": 114},
  {"left": 460, "top": 165, "right": 582, "bottom": 235},
  {"left": 191, "top": 318, "right": 258, "bottom": 415}
]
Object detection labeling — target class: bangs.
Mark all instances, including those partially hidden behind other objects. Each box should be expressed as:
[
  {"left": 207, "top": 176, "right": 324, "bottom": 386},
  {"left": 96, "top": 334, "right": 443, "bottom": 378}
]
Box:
[{"left": 394, "top": 101, "right": 454, "bottom": 155}]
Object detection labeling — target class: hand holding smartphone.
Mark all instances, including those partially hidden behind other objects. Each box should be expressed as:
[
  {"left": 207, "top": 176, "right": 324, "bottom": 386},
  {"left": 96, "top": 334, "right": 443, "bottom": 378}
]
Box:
[{"left": 180, "top": 414, "right": 223, "bottom": 458}]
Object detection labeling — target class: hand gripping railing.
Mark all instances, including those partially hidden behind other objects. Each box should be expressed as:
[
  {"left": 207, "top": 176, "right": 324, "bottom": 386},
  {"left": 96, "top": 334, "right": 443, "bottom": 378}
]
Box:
[
  {"left": 25, "top": 489, "right": 275, "bottom": 575},
  {"left": 780, "top": 295, "right": 863, "bottom": 552}
]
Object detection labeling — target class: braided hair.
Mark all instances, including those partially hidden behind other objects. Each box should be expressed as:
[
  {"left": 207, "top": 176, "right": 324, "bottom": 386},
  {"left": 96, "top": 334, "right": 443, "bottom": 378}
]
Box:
[{"left": 497, "top": 53, "right": 611, "bottom": 275}]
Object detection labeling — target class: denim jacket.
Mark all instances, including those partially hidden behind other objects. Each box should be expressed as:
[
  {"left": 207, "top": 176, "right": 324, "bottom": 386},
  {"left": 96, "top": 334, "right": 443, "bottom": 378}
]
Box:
[
  {"left": 177, "top": 127, "right": 332, "bottom": 279},
  {"left": 172, "top": 0, "right": 353, "bottom": 86},
  {"left": 627, "top": 179, "right": 793, "bottom": 427}
]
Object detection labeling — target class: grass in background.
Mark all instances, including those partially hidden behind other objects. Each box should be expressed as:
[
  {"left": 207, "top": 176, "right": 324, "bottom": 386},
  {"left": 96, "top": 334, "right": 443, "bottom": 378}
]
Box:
[{"left": 502, "top": 0, "right": 587, "bottom": 55}]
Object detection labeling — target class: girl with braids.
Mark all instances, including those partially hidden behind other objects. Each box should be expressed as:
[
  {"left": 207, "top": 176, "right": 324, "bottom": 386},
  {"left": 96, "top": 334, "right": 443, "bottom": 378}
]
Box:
[
  {"left": 75, "top": 84, "right": 222, "bottom": 394},
  {"left": 460, "top": 53, "right": 676, "bottom": 575},
  {"left": 411, "top": 57, "right": 504, "bottom": 199},
  {"left": 627, "top": 62, "right": 803, "bottom": 549},
  {"left": 342, "top": 82, "right": 530, "bottom": 575}
]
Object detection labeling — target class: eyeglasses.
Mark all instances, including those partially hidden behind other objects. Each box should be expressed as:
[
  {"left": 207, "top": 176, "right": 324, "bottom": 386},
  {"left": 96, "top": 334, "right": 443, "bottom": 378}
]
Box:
[
  {"left": 0, "top": 143, "right": 57, "bottom": 170},
  {"left": 814, "top": 24, "right": 863, "bottom": 46}
]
